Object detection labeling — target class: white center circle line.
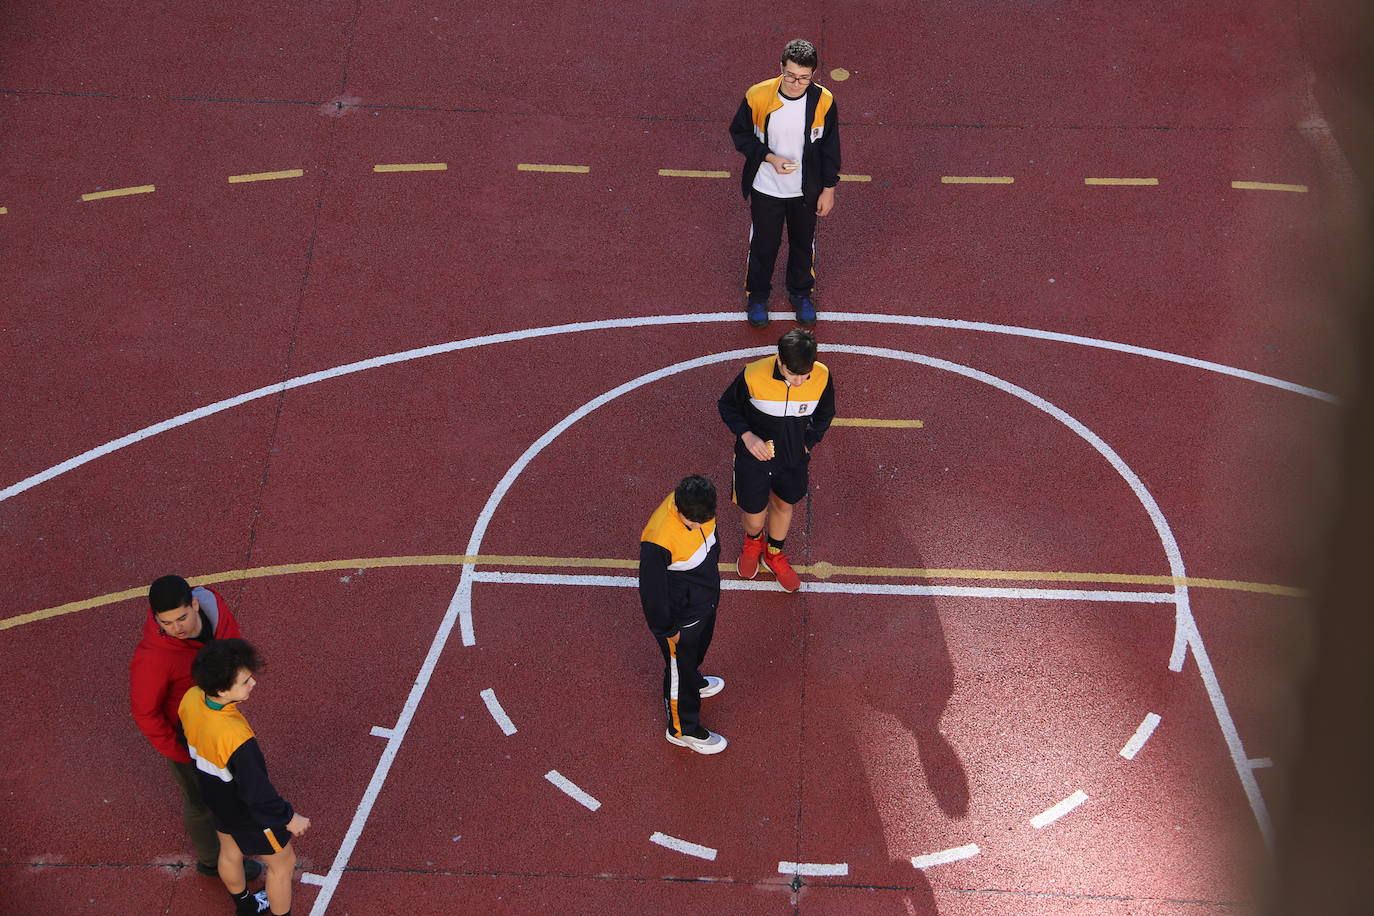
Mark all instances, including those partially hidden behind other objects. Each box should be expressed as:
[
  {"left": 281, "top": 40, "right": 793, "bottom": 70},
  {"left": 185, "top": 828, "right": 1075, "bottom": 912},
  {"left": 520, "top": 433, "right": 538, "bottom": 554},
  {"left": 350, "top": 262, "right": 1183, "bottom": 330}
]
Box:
[{"left": 305, "top": 343, "right": 1268, "bottom": 913}]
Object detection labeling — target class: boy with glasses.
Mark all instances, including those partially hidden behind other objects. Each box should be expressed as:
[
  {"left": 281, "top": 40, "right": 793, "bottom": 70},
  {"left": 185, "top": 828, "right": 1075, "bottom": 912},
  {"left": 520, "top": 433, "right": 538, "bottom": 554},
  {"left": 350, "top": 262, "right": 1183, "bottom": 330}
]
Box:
[{"left": 729, "top": 38, "right": 842, "bottom": 328}]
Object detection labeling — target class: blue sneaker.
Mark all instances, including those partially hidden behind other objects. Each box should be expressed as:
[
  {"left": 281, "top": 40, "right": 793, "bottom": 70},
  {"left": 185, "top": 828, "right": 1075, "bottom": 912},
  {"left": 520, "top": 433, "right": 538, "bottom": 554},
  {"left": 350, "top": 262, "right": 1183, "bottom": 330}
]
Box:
[
  {"left": 746, "top": 299, "right": 770, "bottom": 328},
  {"left": 790, "top": 294, "right": 817, "bottom": 327}
]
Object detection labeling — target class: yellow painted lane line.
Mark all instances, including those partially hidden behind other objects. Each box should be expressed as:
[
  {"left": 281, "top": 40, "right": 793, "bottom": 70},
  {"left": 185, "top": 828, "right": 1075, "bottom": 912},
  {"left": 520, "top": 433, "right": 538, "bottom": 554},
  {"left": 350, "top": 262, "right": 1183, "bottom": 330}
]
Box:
[
  {"left": 374, "top": 163, "right": 448, "bottom": 173},
  {"left": 832, "top": 418, "right": 924, "bottom": 428},
  {"left": 0, "top": 207, "right": 7, "bottom": 215},
  {"left": 517, "top": 163, "right": 590, "bottom": 174},
  {"left": 800, "top": 561, "right": 1305, "bottom": 596},
  {"left": 658, "top": 169, "right": 730, "bottom": 178},
  {"left": 81, "top": 185, "right": 156, "bottom": 201},
  {"left": 1084, "top": 177, "right": 1159, "bottom": 186},
  {"left": 2, "top": 554, "right": 1306, "bottom": 631},
  {"left": 941, "top": 176, "right": 1014, "bottom": 185},
  {"left": 228, "top": 169, "right": 304, "bottom": 184},
  {"left": 839, "top": 174, "right": 871, "bottom": 182},
  {"left": 1232, "top": 181, "right": 1308, "bottom": 193},
  {"left": 4, "top": 586, "right": 148, "bottom": 630}
]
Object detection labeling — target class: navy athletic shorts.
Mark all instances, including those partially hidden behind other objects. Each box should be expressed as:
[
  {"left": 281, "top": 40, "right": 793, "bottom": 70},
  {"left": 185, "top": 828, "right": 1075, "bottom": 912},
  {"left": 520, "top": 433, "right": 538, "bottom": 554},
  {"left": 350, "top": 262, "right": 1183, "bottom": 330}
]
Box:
[
  {"left": 219, "top": 822, "right": 292, "bottom": 856},
  {"left": 732, "top": 452, "right": 809, "bottom": 513}
]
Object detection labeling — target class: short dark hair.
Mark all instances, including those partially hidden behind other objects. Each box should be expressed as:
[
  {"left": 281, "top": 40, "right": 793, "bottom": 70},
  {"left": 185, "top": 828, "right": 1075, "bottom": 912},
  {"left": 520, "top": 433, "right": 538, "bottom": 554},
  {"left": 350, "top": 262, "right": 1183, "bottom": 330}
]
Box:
[
  {"left": 192, "top": 638, "right": 261, "bottom": 697},
  {"left": 674, "top": 475, "right": 717, "bottom": 524},
  {"left": 149, "top": 575, "right": 193, "bottom": 613},
  {"left": 777, "top": 329, "right": 818, "bottom": 374},
  {"left": 781, "top": 39, "right": 818, "bottom": 71}
]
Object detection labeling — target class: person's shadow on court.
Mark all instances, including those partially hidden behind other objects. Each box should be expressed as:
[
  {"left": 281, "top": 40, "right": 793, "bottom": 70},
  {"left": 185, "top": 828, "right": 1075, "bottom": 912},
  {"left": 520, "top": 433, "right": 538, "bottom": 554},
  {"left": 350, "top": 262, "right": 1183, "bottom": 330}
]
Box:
[{"left": 858, "top": 587, "right": 970, "bottom": 820}]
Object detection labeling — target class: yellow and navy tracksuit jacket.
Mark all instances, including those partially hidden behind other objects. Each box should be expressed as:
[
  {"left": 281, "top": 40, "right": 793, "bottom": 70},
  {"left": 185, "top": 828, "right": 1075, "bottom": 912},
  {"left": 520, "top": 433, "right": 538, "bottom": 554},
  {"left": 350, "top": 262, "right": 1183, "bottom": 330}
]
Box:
[
  {"left": 718, "top": 355, "right": 836, "bottom": 467},
  {"left": 177, "top": 686, "right": 293, "bottom": 843},
  {"left": 729, "top": 76, "right": 841, "bottom": 200},
  {"left": 638, "top": 492, "right": 721, "bottom": 637}
]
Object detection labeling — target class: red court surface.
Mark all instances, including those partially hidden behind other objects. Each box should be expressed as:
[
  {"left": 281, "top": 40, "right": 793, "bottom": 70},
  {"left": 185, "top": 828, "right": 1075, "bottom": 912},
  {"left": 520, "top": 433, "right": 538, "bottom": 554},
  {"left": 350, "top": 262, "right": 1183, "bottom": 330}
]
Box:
[{"left": 1, "top": 2, "right": 1366, "bottom": 914}]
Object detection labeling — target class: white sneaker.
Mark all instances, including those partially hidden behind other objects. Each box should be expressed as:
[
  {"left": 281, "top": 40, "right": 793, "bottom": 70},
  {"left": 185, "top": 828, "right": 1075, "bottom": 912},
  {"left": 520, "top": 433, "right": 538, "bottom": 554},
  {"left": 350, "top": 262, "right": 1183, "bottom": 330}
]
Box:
[
  {"left": 699, "top": 676, "right": 725, "bottom": 699},
  {"left": 666, "top": 728, "right": 728, "bottom": 754}
]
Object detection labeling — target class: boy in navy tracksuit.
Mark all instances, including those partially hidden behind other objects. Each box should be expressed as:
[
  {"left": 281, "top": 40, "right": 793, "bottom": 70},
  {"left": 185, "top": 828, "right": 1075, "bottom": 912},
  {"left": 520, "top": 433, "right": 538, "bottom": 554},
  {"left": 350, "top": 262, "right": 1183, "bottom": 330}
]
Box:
[
  {"left": 729, "top": 38, "right": 842, "bottom": 328},
  {"left": 639, "top": 476, "right": 728, "bottom": 755}
]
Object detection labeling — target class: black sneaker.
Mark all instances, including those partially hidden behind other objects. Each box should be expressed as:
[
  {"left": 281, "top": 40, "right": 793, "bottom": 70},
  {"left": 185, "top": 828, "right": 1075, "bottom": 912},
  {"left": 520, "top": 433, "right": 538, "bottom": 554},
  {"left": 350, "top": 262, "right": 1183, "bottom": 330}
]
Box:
[
  {"left": 746, "top": 299, "right": 770, "bottom": 328},
  {"left": 789, "top": 294, "right": 817, "bottom": 327},
  {"left": 234, "top": 890, "right": 271, "bottom": 916}
]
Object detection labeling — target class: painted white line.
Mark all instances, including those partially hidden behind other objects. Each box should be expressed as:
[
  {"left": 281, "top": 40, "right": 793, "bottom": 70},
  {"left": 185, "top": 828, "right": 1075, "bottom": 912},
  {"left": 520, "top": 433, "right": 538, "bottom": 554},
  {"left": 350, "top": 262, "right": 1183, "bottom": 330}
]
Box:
[
  {"left": 650, "top": 832, "right": 717, "bottom": 861},
  {"left": 778, "top": 861, "right": 848, "bottom": 876},
  {"left": 1032, "top": 790, "right": 1089, "bottom": 829},
  {"left": 1119, "top": 712, "right": 1162, "bottom": 760},
  {"left": 1249, "top": 757, "right": 1274, "bottom": 769},
  {"left": 300, "top": 873, "right": 328, "bottom": 886},
  {"left": 544, "top": 770, "right": 601, "bottom": 811},
  {"left": 479, "top": 688, "right": 517, "bottom": 736},
  {"left": 0, "top": 312, "right": 1335, "bottom": 505},
  {"left": 368, "top": 726, "right": 393, "bottom": 739},
  {"left": 471, "top": 570, "right": 1175, "bottom": 603},
  {"left": 911, "top": 844, "right": 981, "bottom": 869},
  {"left": 311, "top": 343, "right": 1275, "bottom": 911}
]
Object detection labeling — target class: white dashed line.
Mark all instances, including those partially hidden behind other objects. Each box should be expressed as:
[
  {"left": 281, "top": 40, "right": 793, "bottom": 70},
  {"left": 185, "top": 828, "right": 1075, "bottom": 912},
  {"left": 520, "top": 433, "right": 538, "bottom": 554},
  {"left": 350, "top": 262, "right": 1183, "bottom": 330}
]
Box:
[
  {"left": 1031, "top": 790, "right": 1089, "bottom": 829},
  {"left": 1119, "top": 712, "right": 1161, "bottom": 760},
  {"left": 650, "top": 832, "right": 717, "bottom": 861},
  {"left": 300, "top": 873, "right": 328, "bottom": 886},
  {"left": 1249, "top": 757, "right": 1274, "bottom": 769},
  {"left": 911, "top": 844, "right": 981, "bottom": 869},
  {"left": 544, "top": 770, "right": 600, "bottom": 811},
  {"left": 778, "top": 861, "right": 848, "bottom": 876},
  {"left": 368, "top": 726, "right": 393, "bottom": 739},
  {"left": 480, "top": 688, "right": 517, "bottom": 736}
]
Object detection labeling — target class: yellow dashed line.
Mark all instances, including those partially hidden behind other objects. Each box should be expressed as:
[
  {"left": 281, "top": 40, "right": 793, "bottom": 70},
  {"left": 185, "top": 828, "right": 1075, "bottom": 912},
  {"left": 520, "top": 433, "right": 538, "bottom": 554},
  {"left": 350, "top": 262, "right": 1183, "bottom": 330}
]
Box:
[
  {"left": 517, "top": 164, "right": 590, "bottom": 174},
  {"left": 1232, "top": 181, "right": 1308, "bottom": 193},
  {"left": 374, "top": 163, "right": 448, "bottom": 173},
  {"left": 658, "top": 169, "right": 730, "bottom": 178},
  {"left": 0, "top": 207, "right": 7, "bottom": 215},
  {"left": 227, "top": 169, "right": 304, "bottom": 184},
  {"left": 1084, "top": 178, "right": 1159, "bottom": 186},
  {"left": 831, "top": 418, "right": 924, "bottom": 428},
  {"left": 941, "top": 176, "right": 1014, "bottom": 185},
  {"left": 1, "top": 554, "right": 1307, "bottom": 632},
  {"left": 838, "top": 174, "right": 871, "bottom": 182},
  {"left": 81, "top": 185, "right": 156, "bottom": 201}
]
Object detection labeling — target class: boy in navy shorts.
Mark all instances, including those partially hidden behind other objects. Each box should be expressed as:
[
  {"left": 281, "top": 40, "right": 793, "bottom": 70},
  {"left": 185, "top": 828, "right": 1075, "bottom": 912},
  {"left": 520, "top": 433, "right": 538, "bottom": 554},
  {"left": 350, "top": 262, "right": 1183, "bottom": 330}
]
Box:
[
  {"left": 718, "top": 329, "right": 836, "bottom": 591},
  {"left": 179, "top": 639, "right": 310, "bottom": 916}
]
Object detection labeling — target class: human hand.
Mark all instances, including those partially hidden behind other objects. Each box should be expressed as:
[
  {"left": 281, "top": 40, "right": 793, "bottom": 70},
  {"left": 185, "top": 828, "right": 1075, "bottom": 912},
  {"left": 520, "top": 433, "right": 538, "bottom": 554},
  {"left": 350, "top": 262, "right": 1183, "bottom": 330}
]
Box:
[
  {"left": 766, "top": 154, "right": 799, "bottom": 175},
  {"left": 286, "top": 814, "right": 311, "bottom": 836},
  {"left": 816, "top": 186, "right": 835, "bottom": 216},
  {"left": 742, "top": 432, "right": 773, "bottom": 461}
]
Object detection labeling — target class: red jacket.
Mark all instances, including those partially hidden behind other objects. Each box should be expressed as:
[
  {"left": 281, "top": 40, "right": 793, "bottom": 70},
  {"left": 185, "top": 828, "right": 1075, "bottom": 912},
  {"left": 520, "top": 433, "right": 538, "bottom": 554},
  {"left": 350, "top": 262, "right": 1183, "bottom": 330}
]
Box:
[{"left": 129, "top": 586, "right": 241, "bottom": 763}]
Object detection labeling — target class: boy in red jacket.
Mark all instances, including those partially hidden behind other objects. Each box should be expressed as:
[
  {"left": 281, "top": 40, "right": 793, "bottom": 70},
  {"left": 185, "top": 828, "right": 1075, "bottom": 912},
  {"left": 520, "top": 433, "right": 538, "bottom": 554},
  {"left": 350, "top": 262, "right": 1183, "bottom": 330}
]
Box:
[{"left": 129, "top": 575, "right": 262, "bottom": 883}]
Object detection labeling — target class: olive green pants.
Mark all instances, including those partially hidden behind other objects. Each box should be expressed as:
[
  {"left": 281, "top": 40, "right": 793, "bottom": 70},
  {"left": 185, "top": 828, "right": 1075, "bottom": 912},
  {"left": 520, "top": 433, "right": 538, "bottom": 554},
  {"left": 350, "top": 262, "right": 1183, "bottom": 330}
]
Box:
[{"left": 166, "top": 758, "right": 220, "bottom": 868}]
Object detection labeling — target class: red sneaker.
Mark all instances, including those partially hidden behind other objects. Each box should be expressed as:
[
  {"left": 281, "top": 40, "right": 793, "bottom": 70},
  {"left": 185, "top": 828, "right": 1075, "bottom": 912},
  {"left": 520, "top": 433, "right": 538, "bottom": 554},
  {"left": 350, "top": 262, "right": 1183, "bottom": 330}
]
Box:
[
  {"left": 737, "top": 534, "right": 765, "bottom": 579},
  {"left": 763, "top": 549, "right": 802, "bottom": 592}
]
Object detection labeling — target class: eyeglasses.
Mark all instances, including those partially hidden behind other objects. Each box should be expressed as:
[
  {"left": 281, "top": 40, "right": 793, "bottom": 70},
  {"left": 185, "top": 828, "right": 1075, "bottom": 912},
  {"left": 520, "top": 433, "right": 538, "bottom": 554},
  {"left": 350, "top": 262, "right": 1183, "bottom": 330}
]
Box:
[{"left": 781, "top": 72, "right": 813, "bottom": 85}]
